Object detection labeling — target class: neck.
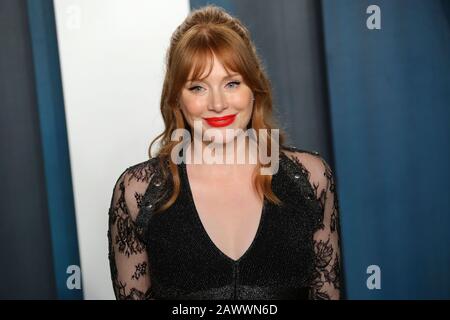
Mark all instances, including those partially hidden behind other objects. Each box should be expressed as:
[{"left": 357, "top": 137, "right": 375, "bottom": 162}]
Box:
[{"left": 188, "top": 133, "right": 259, "bottom": 164}]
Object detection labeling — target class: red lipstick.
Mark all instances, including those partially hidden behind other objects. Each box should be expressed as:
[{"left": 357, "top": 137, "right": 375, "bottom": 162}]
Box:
[{"left": 203, "top": 114, "right": 237, "bottom": 127}]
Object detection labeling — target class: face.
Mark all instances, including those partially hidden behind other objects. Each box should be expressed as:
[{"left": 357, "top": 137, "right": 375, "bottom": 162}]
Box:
[{"left": 179, "top": 54, "right": 254, "bottom": 145}]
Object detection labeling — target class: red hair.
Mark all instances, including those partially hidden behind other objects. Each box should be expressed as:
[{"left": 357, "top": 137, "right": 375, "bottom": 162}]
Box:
[{"left": 149, "top": 5, "right": 286, "bottom": 212}]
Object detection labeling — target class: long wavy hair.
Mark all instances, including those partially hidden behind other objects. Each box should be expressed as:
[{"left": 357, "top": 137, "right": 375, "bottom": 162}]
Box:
[{"left": 149, "top": 5, "right": 286, "bottom": 212}]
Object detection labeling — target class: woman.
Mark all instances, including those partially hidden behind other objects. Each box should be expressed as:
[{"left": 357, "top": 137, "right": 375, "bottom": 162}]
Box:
[{"left": 107, "top": 5, "right": 342, "bottom": 300}]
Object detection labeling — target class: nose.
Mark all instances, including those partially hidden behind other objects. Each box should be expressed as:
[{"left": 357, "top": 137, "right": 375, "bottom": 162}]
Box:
[{"left": 208, "top": 88, "right": 228, "bottom": 113}]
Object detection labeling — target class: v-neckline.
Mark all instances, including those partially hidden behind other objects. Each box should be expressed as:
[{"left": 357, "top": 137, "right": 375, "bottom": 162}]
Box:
[{"left": 179, "top": 161, "right": 267, "bottom": 264}]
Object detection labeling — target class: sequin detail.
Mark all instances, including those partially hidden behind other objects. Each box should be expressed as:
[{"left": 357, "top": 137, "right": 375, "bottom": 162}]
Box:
[{"left": 107, "top": 145, "right": 342, "bottom": 300}]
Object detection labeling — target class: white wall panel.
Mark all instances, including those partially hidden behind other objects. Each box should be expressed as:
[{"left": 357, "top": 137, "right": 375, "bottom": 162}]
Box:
[{"left": 54, "top": 0, "right": 190, "bottom": 299}]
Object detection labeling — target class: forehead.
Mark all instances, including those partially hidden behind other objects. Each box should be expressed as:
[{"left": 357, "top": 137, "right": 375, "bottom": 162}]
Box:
[{"left": 187, "top": 51, "right": 239, "bottom": 81}]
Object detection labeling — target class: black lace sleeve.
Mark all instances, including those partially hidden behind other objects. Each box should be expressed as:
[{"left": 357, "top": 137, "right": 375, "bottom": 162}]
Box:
[
  {"left": 309, "top": 157, "right": 341, "bottom": 300},
  {"left": 283, "top": 148, "right": 342, "bottom": 300},
  {"left": 107, "top": 162, "right": 153, "bottom": 300}
]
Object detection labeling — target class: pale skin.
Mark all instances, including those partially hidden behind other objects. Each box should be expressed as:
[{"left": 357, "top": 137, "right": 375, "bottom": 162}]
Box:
[{"left": 179, "top": 54, "right": 263, "bottom": 262}]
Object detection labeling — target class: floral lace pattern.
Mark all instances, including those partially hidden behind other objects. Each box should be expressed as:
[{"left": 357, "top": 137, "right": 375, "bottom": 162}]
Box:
[
  {"left": 107, "top": 160, "right": 165, "bottom": 300},
  {"left": 107, "top": 147, "right": 342, "bottom": 300},
  {"left": 281, "top": 145, "right": 342, "bottom": 300}
]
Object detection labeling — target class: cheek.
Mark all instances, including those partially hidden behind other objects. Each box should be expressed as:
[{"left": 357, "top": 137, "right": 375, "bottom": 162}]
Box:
[
  {"left": 181, "top": 95, "right": 206, "bottom": 118},
  {"left": 229, "top": 90, "right": 253, "bottom": 111}
]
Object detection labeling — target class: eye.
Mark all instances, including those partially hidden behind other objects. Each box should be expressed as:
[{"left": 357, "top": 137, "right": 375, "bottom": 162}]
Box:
[
  {"left": 188, "top": 85, "right": 205, "bottom": 93},
  {"left": 226, "top": 81, "right": 241, "bottom": 89}
]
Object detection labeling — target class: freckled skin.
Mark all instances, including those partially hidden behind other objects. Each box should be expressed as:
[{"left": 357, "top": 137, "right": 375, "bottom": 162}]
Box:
[
  {"left": 179, "top": 53, "right": 254, "bottom": 145},
  {"left": 177, "top": 54, "right": 261, "bottom": 263}
]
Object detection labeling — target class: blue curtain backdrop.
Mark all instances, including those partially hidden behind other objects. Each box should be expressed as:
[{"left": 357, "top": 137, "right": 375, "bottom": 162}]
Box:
[
  {"left": 192, "top": 0, "right": 450, "bottom": 299},
  {"left": 0, "top": 0, "right": 82, "bottom": 299},
  {"left": 321, "top": 0, "right": 450, "bottom": 299},
  {"left": 26, "top": 0, "right": 83, "bottom": 299},
  {"left": 1, "top": 0, "right": 448, "bottom": 299},
  {"left": 0, "top": 0, "right": 57, "bottom": 299}
]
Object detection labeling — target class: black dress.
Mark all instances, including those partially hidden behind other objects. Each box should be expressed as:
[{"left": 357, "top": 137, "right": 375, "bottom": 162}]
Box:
[{"left": 107, "top": 145, "right": 342, "bottom": 300}]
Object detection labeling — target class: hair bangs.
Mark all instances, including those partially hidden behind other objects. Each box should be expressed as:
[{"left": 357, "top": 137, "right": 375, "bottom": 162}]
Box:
[{"left": 181, "top": 27, "right": 252, "bottom": 85}]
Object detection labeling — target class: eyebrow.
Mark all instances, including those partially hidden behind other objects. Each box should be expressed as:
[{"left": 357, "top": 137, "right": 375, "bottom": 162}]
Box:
[{"left": 187, "top": 73, "right": 241, "bottom": 83}]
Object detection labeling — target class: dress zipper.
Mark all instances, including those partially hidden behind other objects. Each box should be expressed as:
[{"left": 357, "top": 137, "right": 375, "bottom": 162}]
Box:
[{"left": 233, "top": 262, "right": 239, "bottom": 299}]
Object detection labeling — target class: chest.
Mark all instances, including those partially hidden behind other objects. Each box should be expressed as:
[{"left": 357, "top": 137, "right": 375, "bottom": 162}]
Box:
[{"left": 186, "top": 170, "right": 264, "bottom": 262}]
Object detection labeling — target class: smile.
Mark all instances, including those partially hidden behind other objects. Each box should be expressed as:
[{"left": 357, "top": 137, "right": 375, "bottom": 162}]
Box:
[{"left": 203, "top": 114, "right": 237, "bottom": 127}]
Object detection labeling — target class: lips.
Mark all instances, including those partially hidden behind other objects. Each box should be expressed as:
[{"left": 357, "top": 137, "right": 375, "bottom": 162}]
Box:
[{"left": 203, "top": 114, "right": 237, "bottom": 127}]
